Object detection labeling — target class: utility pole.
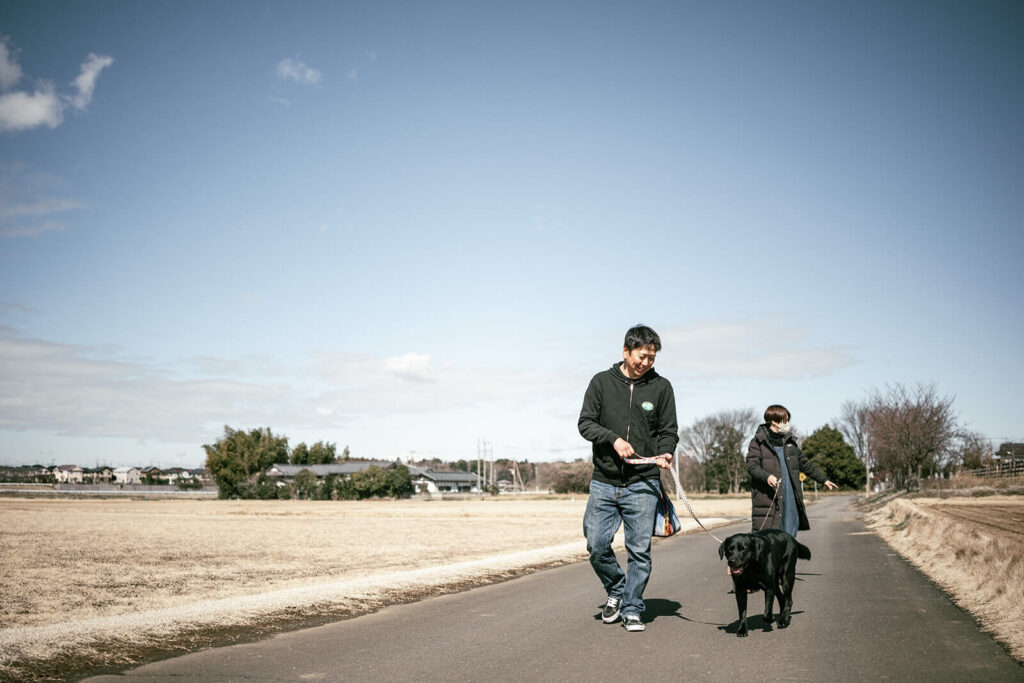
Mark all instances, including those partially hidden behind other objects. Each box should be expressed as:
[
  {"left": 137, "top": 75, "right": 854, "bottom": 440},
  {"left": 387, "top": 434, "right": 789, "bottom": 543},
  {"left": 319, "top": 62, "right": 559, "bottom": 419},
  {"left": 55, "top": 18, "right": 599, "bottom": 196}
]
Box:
[{"left": 485, "top": 441, "right": 492, "bottom": 488}]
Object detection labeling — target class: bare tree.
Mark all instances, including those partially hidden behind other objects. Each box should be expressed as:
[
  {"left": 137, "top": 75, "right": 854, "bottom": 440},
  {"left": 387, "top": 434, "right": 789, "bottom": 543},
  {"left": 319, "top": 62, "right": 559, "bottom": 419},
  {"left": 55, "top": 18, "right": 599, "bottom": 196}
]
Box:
[
  {"left": 678, "top": 408, "right": 758, "bottom": 493},
  {"left": 957, "top": 431, "right": 993, "bottom": 471},
  {"left": 835, "top": 399, "right": 871, "bottom": 495},
  {"left": 865, "top": 383, "right": 960, "bottom": 491},
  {"left": 678, "top": 415, "right": 718, "bottom": 491}
]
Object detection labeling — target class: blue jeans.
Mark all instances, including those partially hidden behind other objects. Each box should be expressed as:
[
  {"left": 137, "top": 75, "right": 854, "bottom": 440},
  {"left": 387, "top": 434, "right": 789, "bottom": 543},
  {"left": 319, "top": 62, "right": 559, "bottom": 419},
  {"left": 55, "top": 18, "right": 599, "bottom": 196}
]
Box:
[{"left": 583, "top": 478, "right": 660, "bottom": 618}]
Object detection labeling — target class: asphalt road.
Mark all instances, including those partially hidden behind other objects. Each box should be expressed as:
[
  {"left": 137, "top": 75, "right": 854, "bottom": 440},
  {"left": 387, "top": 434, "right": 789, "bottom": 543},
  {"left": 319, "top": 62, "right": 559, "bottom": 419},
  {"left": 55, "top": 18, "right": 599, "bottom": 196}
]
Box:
[{"left": 85, "top": 496, "right": 1022, "bottom": 682}]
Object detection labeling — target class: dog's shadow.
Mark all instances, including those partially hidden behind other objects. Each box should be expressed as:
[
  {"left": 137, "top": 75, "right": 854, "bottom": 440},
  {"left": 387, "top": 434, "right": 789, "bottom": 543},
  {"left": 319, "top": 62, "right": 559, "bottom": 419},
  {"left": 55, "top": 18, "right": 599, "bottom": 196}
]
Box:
[{"left": 717, "top": 610, "right": 806, "bottom": 636}]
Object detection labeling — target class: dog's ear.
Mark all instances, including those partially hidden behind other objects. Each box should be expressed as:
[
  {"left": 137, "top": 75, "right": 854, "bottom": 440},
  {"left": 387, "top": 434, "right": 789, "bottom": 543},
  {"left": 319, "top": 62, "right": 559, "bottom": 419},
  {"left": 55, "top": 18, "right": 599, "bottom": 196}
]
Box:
[{"left": 718, "top": 542, "right": 725, "bottom": 559}]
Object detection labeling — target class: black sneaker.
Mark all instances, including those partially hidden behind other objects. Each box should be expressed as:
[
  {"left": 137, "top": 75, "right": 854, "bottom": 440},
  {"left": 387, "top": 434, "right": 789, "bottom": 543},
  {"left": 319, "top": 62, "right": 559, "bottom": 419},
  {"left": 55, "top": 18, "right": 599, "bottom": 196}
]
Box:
[
  {"left": 622, "top": 613, "right": 645, "bottom": 632},
  {"left": 601, "top": 596, "right": 621, "bottom": 623}
]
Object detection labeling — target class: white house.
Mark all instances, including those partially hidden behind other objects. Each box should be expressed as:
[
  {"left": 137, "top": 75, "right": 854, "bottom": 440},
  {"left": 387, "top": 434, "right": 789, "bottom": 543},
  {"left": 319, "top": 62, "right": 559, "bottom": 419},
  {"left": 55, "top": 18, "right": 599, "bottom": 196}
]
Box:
[
  {"left": 112, "top": 467, "right": 142, "bottom": 485},
  {"left": 52, "top": 465, "right": 84, "bottom": 484},
  {"left": 405, "top": 465, "right": 480, "bottom": 493}
]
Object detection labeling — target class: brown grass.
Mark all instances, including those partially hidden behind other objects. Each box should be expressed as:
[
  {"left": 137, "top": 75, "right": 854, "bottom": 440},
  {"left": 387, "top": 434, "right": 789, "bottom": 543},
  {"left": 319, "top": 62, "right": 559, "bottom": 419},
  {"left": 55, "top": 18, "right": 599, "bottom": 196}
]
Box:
[
  {"left": 918, "top": 473, "right": 1024, "bottom": 496},
  {"left": 0, "top": 495, "right": 747, "bottom": 681},
  {"left": 861, "top": 494, "right": 1024, "bottom": 662}
]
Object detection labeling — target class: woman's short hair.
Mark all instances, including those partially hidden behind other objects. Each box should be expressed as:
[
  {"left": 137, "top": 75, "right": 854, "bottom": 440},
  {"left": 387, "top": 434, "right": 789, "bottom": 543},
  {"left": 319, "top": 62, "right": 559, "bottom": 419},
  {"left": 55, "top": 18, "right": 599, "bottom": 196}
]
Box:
[
  {"left": 623, "top": 325, "right": 662, "bottom": 352},
  {"left": 764, "top": 404, "right": 791, "bottom": 424}
]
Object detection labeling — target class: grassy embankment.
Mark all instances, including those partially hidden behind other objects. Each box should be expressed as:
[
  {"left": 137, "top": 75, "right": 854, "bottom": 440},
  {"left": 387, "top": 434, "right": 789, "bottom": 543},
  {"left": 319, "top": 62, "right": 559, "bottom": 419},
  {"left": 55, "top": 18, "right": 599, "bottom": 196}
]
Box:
[{"left": 859, "top": 476, "right": 1024, "bottom": 663}]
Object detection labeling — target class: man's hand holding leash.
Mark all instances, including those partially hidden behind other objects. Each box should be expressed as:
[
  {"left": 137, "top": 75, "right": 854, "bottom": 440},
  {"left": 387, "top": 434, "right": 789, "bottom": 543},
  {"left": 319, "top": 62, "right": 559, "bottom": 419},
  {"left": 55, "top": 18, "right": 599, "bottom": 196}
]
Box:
[{"left": 618, "top": 444, "right": 674, "bottom": 470}]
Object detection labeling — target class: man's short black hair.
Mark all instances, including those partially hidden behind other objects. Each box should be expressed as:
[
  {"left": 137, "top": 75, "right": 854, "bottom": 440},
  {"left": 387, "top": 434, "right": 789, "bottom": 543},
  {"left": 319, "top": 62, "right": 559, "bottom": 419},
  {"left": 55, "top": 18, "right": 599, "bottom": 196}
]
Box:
[{"left": 623, "top": 325, "right": 662, "bottom": 352}]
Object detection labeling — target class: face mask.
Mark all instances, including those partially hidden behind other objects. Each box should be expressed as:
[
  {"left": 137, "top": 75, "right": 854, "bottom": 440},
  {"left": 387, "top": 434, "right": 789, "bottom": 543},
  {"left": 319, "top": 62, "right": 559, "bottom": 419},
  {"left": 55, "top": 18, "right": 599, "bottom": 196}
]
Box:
[{"left": 773, "top": 422, "right": 791, "bottom": 435}]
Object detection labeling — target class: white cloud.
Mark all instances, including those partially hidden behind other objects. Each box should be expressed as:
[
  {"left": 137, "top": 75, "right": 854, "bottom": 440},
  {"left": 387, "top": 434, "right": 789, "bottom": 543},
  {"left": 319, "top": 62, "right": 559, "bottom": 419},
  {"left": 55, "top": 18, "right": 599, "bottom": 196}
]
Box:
[
  {"left": 275, "top": 58, "right": 321, "bottom": 85},
  {"left": 0, "top": 41, "right": 112, "bottom": 133},
  {"left": 660, "top": 316, "right": 857, "bottom": 380},
  {"left": 0, "top": 86, "right": 62, "bottom": 132},
  {"left": 0, "top": 39, "right": 23, "bottom": 89},
  {"left": 67, "top": 53, "right": 114, "bottom": 110},
  {"left": 383, "top": 352, "right": 435, "bottom": 383}
]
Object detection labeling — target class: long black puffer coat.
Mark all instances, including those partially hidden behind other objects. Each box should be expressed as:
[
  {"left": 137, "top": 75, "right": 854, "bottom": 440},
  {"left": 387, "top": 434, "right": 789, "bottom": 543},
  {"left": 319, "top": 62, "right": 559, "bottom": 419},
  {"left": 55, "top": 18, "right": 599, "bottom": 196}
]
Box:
[{"left": 746, "top": 424, "right": 829, "bottom": 532}]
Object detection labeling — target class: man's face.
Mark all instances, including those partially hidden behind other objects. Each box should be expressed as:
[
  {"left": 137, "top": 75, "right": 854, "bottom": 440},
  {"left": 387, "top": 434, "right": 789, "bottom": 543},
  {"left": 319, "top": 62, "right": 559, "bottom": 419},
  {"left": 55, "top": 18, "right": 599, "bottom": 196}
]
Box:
[{"left": 622, "top": 345, "right": 657, "bottom": 379}]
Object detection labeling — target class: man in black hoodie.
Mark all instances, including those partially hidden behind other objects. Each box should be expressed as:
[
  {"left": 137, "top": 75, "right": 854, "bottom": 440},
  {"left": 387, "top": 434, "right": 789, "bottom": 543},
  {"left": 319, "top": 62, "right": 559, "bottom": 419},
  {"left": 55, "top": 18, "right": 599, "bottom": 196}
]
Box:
[{"left": 578, "top": 324, "right": 678, "bottom": 632}]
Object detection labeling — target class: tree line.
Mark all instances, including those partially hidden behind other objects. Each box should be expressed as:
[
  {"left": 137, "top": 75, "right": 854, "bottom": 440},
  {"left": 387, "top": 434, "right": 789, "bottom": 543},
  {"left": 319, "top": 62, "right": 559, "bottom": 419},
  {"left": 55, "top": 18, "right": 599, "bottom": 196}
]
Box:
[
  {"left": 204, "top": 381, "right": 1013, "bottom": 499},
  {"left": 203, "top": 426, "right": 412, "bottom": 500},
  {"left": 676, "top": 382, "right": 1007, "bottom": 495}
]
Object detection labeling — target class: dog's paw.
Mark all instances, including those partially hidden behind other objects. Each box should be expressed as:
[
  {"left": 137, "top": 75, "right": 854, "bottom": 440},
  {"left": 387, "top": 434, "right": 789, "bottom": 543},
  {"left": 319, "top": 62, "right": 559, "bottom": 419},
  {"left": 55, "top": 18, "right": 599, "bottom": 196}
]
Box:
[
  {"left": 737, "top": 630, "right": 748, "bottom": 637},
  {"left": 777, "top": 616, "right": 791, "bottom": 629}
]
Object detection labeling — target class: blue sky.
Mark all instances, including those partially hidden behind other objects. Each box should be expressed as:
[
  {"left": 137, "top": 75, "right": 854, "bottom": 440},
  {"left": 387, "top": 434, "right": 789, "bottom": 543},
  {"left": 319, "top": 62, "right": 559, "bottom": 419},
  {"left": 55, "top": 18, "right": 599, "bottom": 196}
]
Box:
[{"left": 1, "top": 1, "right": 1021, "bottom": 468}]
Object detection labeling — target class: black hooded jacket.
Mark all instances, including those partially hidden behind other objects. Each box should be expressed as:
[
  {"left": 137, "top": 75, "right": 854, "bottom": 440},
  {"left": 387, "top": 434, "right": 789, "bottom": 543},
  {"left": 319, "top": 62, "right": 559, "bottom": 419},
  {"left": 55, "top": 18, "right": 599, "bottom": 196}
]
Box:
[
  {"left": 746, "top": 424, "right": 829, "bottom": 532},
  {"left": 578, "top": 362, "right": 679, "bottom": 486}
]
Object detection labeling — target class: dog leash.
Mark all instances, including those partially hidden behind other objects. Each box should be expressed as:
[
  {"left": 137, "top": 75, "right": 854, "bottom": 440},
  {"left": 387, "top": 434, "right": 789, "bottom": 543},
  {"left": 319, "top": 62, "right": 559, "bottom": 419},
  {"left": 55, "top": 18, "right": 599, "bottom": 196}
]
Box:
[
  {"left": 757, "top": 481, "right": 782, "bottom": 531},
  {"left": 625, "top": 457, "right": 784, "bottom": 540},
  {"left": 623, "top": 456, "right": 724, "bottom": 543}
]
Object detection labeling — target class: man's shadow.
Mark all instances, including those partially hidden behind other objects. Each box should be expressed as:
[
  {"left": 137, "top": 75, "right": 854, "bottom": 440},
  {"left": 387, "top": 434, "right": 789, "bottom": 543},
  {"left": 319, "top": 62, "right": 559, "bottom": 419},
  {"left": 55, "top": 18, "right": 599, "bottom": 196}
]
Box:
[{"left": 592, "top": 598, "right": 683, "bottom": 623}]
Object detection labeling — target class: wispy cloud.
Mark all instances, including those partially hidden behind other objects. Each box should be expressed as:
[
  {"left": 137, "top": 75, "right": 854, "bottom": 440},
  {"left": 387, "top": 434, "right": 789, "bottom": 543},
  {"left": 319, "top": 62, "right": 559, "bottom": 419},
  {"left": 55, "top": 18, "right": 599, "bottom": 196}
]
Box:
[
  {"left": 0, "top": 163, "right": 81, "bottom": 238},
  {"left": 0, "top": 40, "right": 113, "bottom": 133},
  {"left": 0, "top": 333, "right": 293, "bottom": 443},
  {"left": 661, "top": 316, "right": 857, "bottom": 380},
  {"left": 0, "top": 329, "right": 578, "bottom": 446},
  {"left": 68, "top": 53, "right": 114, "bottom": 110},
  {"left": 275, "top": 58, "right": 321, "bottom": 85}
]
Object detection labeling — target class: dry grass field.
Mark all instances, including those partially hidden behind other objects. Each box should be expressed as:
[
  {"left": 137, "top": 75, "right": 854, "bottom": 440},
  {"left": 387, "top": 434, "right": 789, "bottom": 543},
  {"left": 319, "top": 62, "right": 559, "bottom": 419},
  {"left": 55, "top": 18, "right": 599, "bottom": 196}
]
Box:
[
  {"left": 0, "top": 495, "right": 747, "bottom": 682},
  {"left": 861, "top": 492, "right": 1024, "bottom": 662}
]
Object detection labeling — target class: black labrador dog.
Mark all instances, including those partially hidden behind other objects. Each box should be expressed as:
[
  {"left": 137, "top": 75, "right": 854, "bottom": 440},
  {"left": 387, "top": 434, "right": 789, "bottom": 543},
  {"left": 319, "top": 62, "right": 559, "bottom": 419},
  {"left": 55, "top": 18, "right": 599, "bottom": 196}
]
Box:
[{"left": 718, "top": 529, "right": 811, "bottom": 637}]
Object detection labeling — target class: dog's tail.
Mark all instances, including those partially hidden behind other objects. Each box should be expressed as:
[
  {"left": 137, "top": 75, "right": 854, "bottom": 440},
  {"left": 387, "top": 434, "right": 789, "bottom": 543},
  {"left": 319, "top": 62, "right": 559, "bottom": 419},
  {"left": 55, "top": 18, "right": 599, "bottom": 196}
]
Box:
[{"left": 796, "top": 541, "right": 811, "bottom": 561}]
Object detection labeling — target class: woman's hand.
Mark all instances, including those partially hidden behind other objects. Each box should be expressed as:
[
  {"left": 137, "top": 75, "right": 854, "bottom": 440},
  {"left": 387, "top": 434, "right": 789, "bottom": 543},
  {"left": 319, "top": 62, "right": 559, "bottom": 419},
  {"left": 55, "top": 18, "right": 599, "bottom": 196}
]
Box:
[
  {"left": 766, "top": 475, "right": 779, "bottom": 488},
  {"left": 824, "top": 480, "right": 839, "bottom": 490}
]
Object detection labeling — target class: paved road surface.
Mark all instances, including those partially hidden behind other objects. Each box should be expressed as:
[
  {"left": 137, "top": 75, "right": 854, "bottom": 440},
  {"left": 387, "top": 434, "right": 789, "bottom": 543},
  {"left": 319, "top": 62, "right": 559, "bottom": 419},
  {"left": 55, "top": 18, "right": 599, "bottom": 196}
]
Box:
[{"left": 85, "top": 496, "right": 1022, "bottom": 682}]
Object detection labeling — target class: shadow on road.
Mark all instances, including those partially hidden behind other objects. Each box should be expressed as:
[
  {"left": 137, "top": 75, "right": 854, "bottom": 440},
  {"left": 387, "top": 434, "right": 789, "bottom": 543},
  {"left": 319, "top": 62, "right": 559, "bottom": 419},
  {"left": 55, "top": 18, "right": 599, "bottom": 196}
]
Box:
[
  {"left": 718, "top": 610, "right": 806, "bottom": 636},
  {"left": 589, "top": 598, "right": 684, "bottom": 623},
  {"left": 644, "top": 598, "right": 683, "bottom": 622}
]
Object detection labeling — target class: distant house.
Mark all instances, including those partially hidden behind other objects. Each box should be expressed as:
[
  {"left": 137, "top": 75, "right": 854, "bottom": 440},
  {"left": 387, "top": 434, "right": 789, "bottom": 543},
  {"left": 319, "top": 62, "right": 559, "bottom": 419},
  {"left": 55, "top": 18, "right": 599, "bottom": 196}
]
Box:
[
  {"left": 189, "top": 468, "right": 212, "bottom": 483},
  {"left": 265, "top": 461, "right": 398, "bottom": 486},
  {"left": 0, "top": 465, "right": 54, "bottom": 483},
  {"left": 112, "top": 467, "right": 141, "bottom": 485},
  {"left": 405, "top": 465, "right": 480, "bottom": 493},
  {"left": 52, "top": 464, "right": 84, "bottom": 484},
  {"left": 140, "top": 466, "right": 165, "bottom": 484},
  {"left": 83, "top": 466, "right": 113, "bottom": 484},
  {"left": 164, "top": 467, "right": 191, "bottom": 485}
]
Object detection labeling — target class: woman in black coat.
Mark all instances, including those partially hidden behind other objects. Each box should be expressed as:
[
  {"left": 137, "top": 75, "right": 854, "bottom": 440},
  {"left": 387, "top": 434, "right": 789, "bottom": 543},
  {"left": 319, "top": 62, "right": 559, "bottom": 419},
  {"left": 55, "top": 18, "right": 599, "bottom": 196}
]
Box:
[{"left": 746, "top": 404, "right": 837, "bottom": 536}]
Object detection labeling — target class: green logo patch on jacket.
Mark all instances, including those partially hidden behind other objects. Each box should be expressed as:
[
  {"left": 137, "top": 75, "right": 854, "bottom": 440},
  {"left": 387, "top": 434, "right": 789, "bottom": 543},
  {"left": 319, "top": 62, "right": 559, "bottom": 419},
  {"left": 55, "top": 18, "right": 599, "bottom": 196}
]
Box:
[{"left": 641, "top": 401, "right": 654, "bottom": 411}]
